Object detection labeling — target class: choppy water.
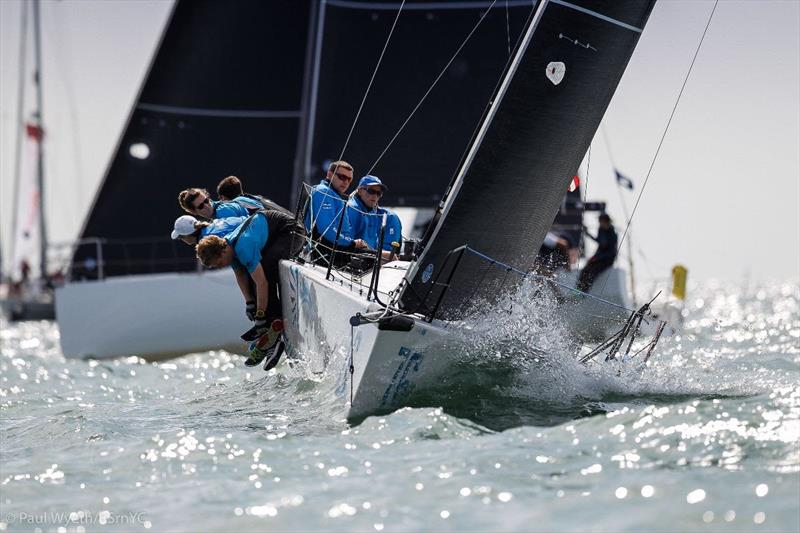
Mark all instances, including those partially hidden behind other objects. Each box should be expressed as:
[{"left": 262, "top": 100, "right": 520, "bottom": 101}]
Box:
[{"left": 1, "top": 280, "right": 798, "bottom": 532}]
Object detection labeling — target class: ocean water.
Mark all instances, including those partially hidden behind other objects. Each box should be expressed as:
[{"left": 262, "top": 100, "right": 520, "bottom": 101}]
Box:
[{"left": 1, "top": 280, "right": 798, "bottom": 532}]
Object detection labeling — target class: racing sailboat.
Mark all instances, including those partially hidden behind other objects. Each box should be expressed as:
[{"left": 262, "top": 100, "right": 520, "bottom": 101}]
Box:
[{"left": 280, "top": 0, "right": 661, "bottom": 419}]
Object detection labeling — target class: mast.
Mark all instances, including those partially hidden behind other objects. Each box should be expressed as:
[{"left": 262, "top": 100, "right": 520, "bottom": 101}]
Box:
[
  {"left": 32, "top": 0, "right": 48, "bottom": 281},
  {"left": 291, "top": 0, "right": 324, "bottom": 206},
  {"left": 9, "top": 0, "right": 29, "bottom": 278}
]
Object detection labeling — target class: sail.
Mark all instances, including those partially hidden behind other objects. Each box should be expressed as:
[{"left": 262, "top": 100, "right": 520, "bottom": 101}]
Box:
[
  {"left": 300, "top": 0, "right": 534, "bottom": 207},
  {"left": 398, "top": 0, "right": 656, "bottom": 318},
  {"left": 71, "top": 0, "right": 311, "bottom": 279}
]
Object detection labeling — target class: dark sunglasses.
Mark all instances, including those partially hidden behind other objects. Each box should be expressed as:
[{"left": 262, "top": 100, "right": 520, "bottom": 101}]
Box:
[
  {"left": 363, "top": 188, "right": 384, "bottom": 197},
  {"left": 192, "top": 196, "right": 211, "bottom": 210},
  {"left": 334, "top": 172, "right": 353, "bottom": 182}
]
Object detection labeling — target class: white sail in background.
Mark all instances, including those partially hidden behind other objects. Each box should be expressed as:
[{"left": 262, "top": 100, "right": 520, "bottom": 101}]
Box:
[{"left": 10, "top": 122, "right": 44, "bottom": 284}]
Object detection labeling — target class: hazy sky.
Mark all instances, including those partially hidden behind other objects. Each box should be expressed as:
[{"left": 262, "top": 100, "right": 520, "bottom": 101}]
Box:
[{"left": 1, "top": 0, "right": 798, "bottom": 283}]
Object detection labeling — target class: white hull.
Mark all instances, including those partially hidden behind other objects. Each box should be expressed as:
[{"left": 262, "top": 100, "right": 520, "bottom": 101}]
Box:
[
  {"left": 278, "top": 260, "right": 642, "bottom": 420},
  {"left": 56, "top": 270, "right": 249, "bottom": 360},
  {"left": 280, "top": 260, "right": 455, "bottom": 420}
]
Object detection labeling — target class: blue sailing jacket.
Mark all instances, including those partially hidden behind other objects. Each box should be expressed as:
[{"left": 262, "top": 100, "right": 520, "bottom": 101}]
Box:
[
  {"left": 348, "top": 195, "right": 381, "bottom": 250},
  {"left": 305, "top": 180, "right": 355, "bottom": 246},
  {"left": 378, "top": 208, "right": 403, "bottom": 252},
  {"left": 224, "top": 214, "right": 269, "bottom": 273},
  {"left": 213, "top": 196, "right": 263, "bottom": 219},
  {"left": 200, "top": 216, "right": 247, "bottom": 239}
]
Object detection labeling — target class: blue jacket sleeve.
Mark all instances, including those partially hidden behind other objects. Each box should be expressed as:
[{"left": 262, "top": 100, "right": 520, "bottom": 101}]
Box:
[
  {"left": 309, "top": 187, "right": 354, "bottom": 246},
  {"left": 381, "top": 212, "right": 403, "bottom": 251}
]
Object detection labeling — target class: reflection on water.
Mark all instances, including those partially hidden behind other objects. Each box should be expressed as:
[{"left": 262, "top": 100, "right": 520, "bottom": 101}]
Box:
[{"left": 1, "top": 280, "right": 798, "bottom": 531}]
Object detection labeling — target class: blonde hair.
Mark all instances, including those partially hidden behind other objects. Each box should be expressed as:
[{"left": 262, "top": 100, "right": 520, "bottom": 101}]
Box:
[{"left": 196, "top": 235, "right": 227, "bottom": 267}]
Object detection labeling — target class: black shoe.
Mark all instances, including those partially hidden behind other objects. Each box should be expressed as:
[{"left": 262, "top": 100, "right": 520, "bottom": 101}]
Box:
[
  {"left": 243, "top": 328, "right": 281, "bottom": 367},
  {"left": 262, "top": 339, "right": 286, "bottom": 371}
]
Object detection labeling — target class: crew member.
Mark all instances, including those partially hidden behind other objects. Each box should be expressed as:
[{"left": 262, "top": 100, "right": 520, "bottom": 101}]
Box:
[
  {"left": 170, "top": 214, "right": 247, "bottom": 246},
  {"left": 216, "top": 175, "right": 292, "bottom": 216},
  {"left": 348, "top": 176, "right": 403, "bottom": 262},
  {"left": 305, "top": 160, "right": 368, "bottom": 266},
  {"left": 178, "top": 187, "right": 254, "bottom": 219},
  {"left": 196, "top": 209, "right": 306, "bottom": 366},
  {"left": 577, "top": 213, "right": 618, "bottom": 292}
]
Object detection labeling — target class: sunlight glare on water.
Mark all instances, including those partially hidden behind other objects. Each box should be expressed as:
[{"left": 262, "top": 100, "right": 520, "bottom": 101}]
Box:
[{"left": 1, "top": 280, "right": 798, "bottom": 531}]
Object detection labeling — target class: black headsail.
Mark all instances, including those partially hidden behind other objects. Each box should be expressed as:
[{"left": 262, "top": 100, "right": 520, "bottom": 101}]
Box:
[
  {"left": 71, "top": 0, "right": 310, "bottom": 279},
  {"left": 398, "top": 0, "right": 656, "bottom": 319}
]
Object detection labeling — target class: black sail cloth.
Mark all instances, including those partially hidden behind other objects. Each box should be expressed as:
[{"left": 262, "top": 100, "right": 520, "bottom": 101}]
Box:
[{"left": 398, "top": 0, "right": 657, "bottom": 319}]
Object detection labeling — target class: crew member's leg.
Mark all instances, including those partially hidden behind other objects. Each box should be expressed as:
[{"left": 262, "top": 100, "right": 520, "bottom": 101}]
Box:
[
  {"left": 577, "top": 258, "right": 614, "bottom": 292},
  {"left": 260, "top": 224, "right": 306, "bottom": 322}
]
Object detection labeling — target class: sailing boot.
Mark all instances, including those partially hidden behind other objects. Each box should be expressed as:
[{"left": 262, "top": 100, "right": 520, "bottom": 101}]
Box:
[
  {"left": 244, "top": 319, "right": 284, "bottom": 367},
  {"left": 262, "top": 336, "right": 286, "bottom": 371}
]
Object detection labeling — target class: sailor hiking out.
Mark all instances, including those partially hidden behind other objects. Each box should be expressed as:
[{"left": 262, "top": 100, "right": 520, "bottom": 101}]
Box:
[
  {"left": 170, "top": 214, "right": 247, "bottom": 246},
  {"left": 196, "top": 207, "right": 305, "bottom": 366}
]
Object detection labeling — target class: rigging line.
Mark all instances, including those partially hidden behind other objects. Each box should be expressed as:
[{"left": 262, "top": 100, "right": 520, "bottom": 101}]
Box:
[
  {"left": 338, "top": 0, "right": 406, "bottom": 162},
  {"left": 575, "top": 145, "right": 591, "bottom": 260},
  {"left": 368, "top": 0, "right": 499, "bottom": 174},
  {"left": 505, "top": 0, "right": 511, "bottom": 56},
  {"left": 598, "top": 0, "right": 719, "bottom": 298}
]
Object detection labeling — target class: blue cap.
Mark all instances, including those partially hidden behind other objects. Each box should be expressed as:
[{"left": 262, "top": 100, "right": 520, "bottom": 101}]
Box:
[{"left": 358, "top": 175, "right": 387, "bottom": 190}]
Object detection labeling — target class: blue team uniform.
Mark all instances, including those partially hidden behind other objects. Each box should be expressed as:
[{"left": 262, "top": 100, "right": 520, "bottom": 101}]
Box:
[
  {"left": 378, "top": 208, "right": 403, "bottom": 252},
  {"left": 347, "top": 195, "right": 381, "bottom": 249},
  {"left": 213, "top": 196, "right": 263, "bottom": 219},
  {"left": 224, "top": 214, "right": 269, "bottom": 273},
  {"left": 200, "top": 216, "right": 247, "bottom": 238},
  {"left": 305, "top": 180, "right": 354, "bottom": 246}
]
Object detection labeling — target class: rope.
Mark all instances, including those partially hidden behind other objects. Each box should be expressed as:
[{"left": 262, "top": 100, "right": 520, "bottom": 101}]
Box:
[
  {"left": 462, "top": 246, "right": 637, "bottom": 313},
  {"left": 505, "top": 0, "right": 511, "bottom": 56},
  {"left": 338, "top": 0, "right": 407, "bottom": 162},
  {"left": 575, "top": 145, "right": 590, "bottom": 256},
  {"left": 598, "top": 0, "right": 719, "bottom": 297},
  {"left": 368, "top": 0, "right": 500, "bottom": 174}
]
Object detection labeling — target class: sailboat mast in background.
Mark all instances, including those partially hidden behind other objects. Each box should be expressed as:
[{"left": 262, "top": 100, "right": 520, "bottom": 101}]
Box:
[{"left": 32, "top": 0, "right": 48, "bottom": 281}]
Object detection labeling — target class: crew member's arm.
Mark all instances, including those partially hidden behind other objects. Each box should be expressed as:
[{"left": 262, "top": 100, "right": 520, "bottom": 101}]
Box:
[
  {"left": 233, "top": 267, "right": 253, "bottom": 302},
  {"left": 249, "top": 264, "right": 269, "bottom": 317}
]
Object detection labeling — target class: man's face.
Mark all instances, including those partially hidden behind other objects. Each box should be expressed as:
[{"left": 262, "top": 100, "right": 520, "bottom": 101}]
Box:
[
  {"left": 180, "top": 235, "right": 198, "bottom": 246},
  {"left": 327, "top": 167, "right": 353, "bottom": 195},
  {"left": 357, "top": 186, "right": 383, "bottom": 209},
  {"left": 207, "top": 245, "right": 233, "bottom": 269},
  {"left": 191, "top": 193, "right": 214, "bottom": 219}
]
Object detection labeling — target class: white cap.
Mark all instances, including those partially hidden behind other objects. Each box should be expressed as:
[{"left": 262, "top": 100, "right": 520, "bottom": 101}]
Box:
[{"left": 171, "top": 215, "right": 198, "bottom": 239}]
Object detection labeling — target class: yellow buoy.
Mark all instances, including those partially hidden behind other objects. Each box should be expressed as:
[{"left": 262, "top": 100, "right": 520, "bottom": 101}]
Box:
[{"left": 671, "top": 264, "right": 688, "bottom": 300}]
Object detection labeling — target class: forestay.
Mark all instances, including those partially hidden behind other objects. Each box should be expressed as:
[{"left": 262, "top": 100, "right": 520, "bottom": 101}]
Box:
[{"left": 398, "top": 0, "right": 656, "bottom": 319}]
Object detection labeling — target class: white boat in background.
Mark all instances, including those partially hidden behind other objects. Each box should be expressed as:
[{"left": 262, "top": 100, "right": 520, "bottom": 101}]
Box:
[{"left": 56, "top": 270, "right": 246, "bottom": 360}]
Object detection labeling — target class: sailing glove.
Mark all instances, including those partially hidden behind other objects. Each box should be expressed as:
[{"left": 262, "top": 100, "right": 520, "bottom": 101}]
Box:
[{"left": 245, "top": 301, "right": 257, "bottom": 321}]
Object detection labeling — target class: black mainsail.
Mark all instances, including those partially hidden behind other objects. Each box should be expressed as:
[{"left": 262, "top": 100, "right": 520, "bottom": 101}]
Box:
[
  {"left": 72, "top": 0, "right": 311, "bottom": 279},
  {"left": 398, "top": 0, "right": 656, "bottom": 318}
]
